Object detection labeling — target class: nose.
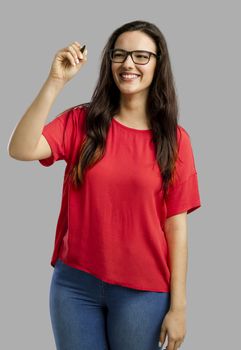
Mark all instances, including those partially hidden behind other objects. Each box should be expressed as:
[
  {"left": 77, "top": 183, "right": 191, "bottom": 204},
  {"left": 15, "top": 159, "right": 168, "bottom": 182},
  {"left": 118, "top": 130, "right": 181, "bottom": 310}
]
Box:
[{"left": 122, "top": 53, "right": 135, "bottom": 68}]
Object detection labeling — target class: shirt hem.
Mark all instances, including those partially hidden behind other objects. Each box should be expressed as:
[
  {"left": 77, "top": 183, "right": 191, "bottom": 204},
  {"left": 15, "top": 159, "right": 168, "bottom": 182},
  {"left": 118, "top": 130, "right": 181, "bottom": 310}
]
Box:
[{"left": 52, "top": 257, "right": 170, "bottom": 293}]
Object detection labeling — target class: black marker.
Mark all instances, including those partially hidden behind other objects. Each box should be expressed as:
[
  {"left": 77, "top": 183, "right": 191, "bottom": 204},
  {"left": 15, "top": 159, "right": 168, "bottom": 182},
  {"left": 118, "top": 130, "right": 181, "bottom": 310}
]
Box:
[{"left": 80, "top": 45, "right": 86, "bottom": 53}]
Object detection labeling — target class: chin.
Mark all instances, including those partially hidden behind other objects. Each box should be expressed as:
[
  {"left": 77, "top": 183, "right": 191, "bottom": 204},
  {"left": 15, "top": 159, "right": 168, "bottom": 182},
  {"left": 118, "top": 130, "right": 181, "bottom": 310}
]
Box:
[
  {"left": 120, "top": 86, "right": 148, "bottom": 96},
  {"left": 117, "top": 83, "right": 142, "bottom": 93}
]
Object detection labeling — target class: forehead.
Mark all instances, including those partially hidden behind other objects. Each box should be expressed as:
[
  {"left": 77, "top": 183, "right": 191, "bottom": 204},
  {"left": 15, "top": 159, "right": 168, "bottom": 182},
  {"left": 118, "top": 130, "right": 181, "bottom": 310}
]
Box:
[{"left": 114, "top": 31, "right": 156, "bottom": 52}]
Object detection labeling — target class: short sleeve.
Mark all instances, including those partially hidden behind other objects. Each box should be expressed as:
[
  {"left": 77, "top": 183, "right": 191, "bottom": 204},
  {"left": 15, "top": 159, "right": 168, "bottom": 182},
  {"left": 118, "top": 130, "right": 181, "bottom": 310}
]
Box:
[
  {"left": 38, "top": 106, "right": 86, "bottom": 167},
  {"left": 165, "top": 126, "right": 201, "bottom": 218}
]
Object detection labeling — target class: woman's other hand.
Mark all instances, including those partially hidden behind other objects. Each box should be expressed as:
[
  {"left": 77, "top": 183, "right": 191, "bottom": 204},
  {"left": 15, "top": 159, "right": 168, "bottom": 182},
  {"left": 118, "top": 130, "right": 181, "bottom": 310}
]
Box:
[{"left": 159, "top": 309, "right": 186, "bottom": 350}]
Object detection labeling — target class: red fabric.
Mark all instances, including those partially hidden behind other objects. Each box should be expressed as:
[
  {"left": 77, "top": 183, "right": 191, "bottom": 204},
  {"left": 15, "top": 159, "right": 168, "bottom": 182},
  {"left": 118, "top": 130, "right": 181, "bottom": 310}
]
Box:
[{"left": 39, "top": 106, "right": 201, "bottom": 292}]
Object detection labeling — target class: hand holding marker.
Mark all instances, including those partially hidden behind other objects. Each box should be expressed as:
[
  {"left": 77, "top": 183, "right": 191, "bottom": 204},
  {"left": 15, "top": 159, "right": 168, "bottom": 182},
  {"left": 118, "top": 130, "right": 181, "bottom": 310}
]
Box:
[{"left": 48, "top": 42, "right": 88, "bottom": 85}]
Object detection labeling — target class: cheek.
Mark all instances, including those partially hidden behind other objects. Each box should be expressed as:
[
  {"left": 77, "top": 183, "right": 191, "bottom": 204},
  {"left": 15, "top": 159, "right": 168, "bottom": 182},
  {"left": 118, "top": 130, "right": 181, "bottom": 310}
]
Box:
[
  {"left": 142, "top": 68, "right": 155, "bottom": 82},
  {"left": 145, "top": 66, "right": 156, "bottom": 82}
]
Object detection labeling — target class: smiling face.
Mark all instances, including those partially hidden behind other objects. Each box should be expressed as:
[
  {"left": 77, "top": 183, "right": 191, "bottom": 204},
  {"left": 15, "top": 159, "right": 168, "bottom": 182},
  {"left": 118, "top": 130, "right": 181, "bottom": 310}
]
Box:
[{"left": 111, "top": 31, "right": 158, "bottom": 99}]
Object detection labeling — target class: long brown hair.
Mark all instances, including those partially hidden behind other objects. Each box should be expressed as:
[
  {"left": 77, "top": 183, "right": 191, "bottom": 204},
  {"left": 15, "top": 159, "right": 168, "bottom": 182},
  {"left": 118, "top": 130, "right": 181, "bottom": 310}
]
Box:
[{"left": 68, "top": 20, "right": 180, "bottom": 199}]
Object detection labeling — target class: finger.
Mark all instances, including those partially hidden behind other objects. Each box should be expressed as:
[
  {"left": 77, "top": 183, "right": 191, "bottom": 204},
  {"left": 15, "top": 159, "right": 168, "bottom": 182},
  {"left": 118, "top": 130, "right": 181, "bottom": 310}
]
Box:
[
  {"left": 166, "top": 339, "right": 175, "bottom": 350},
  {"left": 57, "top": 50, "right": 76, "bottom": 67},
  {"left": 64, "top": 51, "right": 77, "bottom": 67},
  {"left": 67, "top": 45, "right": 81, "bottom": 65},
  {"left": 173, "top": 341, "right": 179, "bottom": 350},
  {"left": 83, "top": 47, "right": 88, "bottom": 61},
  {"left": 74, "top": 41, "right": 81, "bottom": 48},
  {"left": 160, "top": 327, "right": 167, "bottom": 345},
  {"left": 72, "top": 41, "right": 87, "bottom": 59},
  {"left": 174, "top": 340, "right": 183, "bottom": 349},
  {"left": 72, "top": 42, "right": 85, "bottom": 61}
]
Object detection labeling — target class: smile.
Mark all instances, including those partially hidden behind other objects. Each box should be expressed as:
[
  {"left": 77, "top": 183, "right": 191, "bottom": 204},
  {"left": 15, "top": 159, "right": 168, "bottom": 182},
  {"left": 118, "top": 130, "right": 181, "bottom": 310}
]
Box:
[{"left": 119, "top": 73, "right": 141, "bottom": 81}]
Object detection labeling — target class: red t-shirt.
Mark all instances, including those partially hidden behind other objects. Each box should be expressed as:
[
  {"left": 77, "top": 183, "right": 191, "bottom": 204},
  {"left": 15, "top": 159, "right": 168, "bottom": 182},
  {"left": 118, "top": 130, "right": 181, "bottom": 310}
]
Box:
[{"left": 39, "top": 105, "right": 201, "bottom": 292}]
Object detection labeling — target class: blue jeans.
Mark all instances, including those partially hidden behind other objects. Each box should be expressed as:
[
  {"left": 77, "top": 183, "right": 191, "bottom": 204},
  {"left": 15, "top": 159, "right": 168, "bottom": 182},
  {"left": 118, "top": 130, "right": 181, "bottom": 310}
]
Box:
[{"left": 49, "top": 258, "right": 170, "bottom": 350}]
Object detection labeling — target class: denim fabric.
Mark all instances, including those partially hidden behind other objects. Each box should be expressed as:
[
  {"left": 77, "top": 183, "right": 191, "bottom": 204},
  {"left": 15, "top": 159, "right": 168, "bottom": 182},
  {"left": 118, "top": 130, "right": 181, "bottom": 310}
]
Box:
[{"left": 49, "top": 259, "right": 170, "bottom": 350}]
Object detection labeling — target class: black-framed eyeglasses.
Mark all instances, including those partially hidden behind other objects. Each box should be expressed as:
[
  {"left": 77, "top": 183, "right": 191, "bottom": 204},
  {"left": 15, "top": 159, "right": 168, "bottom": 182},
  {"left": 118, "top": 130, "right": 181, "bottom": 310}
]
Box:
[{"left": 109, "top": 49, "right": 160, "bottom": 65}]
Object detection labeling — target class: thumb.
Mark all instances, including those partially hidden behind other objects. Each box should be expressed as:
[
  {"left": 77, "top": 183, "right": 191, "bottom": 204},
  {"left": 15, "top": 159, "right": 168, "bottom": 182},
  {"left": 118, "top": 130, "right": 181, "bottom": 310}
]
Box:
[{"left": 159, "top": 326, "right": 167, "bottom": 345}]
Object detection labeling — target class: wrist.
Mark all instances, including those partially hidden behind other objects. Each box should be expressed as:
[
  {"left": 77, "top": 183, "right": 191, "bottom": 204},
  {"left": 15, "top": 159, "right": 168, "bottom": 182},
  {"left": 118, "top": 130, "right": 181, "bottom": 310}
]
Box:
[
  {"left": 170, "top": 303, "right": 187, "bottom": 312},
  {"left": 45, "top": 76, "right": 65, "bottom": 91}
]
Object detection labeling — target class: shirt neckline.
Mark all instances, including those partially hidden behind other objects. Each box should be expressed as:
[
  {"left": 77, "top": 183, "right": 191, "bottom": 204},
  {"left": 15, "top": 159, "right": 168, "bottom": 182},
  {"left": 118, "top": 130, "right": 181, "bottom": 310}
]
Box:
[{"left": 112, "top": 117, "right": 152, "bottom": 133}]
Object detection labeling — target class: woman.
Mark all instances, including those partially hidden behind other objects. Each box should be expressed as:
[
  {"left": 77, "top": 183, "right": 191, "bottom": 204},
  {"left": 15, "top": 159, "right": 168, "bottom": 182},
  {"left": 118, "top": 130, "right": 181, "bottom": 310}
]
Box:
[{"left": 8, "top": 20, "right": 201, "bottom": 350}]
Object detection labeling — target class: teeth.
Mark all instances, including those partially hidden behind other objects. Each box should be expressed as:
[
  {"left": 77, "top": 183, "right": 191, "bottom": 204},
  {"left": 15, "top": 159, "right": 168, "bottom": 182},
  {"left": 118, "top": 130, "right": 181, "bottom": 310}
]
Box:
[{"left": 120, "top": 74, "right": 139, "bottom": 79}]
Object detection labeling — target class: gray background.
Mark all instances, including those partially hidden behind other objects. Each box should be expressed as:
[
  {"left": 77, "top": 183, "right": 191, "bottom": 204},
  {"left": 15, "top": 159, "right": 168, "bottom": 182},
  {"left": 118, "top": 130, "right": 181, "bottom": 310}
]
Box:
[{"left": 1, "top": 0, "right": 240, "bottom": 349}]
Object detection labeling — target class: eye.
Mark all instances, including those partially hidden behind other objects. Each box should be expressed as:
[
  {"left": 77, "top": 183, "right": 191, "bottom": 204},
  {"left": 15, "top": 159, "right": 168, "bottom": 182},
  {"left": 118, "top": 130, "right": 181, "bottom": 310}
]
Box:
[
  {"left": 113, "top": 50, "right": 125, "bottom": 58},
  {"left": 138, "top": 55, "right": 148, "bottom": 58},
  {"left": 135, "top": 53, "right": 149, "bottom": 59}
]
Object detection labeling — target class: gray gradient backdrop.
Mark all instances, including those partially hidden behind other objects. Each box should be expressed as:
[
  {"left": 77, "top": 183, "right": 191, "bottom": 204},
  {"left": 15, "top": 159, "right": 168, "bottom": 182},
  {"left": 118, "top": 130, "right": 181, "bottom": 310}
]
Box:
[{"left": 2, "top": 0, "right": 240, "bottom": 349}]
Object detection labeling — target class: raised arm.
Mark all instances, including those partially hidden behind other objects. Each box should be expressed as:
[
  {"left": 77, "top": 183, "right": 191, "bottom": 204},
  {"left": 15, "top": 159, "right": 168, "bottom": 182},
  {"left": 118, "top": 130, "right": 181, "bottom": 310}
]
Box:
[{"left": 7, "top": 41, "right": 87, "bottom": 161}]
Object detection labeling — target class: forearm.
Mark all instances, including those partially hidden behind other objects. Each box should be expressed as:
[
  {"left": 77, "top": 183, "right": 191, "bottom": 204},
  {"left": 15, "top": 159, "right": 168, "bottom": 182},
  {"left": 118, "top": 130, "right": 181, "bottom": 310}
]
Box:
[
  {"left": 8, "top": 77, "right": 64, "bottom": 158},
  {"left": 165, "top": 226, "right": 188, "bottom": 311}
]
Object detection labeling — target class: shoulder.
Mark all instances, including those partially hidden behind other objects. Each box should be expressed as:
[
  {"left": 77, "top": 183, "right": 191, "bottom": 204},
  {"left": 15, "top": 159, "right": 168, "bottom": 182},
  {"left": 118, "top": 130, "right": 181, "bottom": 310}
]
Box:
[
  {"left": 176, "top": 124, "right": 192, "bottom": 153},
  {"left": 176, "top": 124, "right": 195, "bottom": 162},
  {"left": 58, "top": 103, "right": 89, "bottom": 134},
  {"left": 69, "top": 103, "right": 89, "bottom": 123},
  {"left": 177, "top": 124, "right": 191, "bottom": 142},
  {"left": 71, "top": 103, "right": 89, "bottom": 114}
]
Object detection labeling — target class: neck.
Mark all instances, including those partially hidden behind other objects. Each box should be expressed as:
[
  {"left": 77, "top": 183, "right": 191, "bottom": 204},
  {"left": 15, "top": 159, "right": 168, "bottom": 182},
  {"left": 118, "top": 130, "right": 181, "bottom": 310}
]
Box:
[{"left": 116, "top": 93, "right": 150, "bottom": 127}]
